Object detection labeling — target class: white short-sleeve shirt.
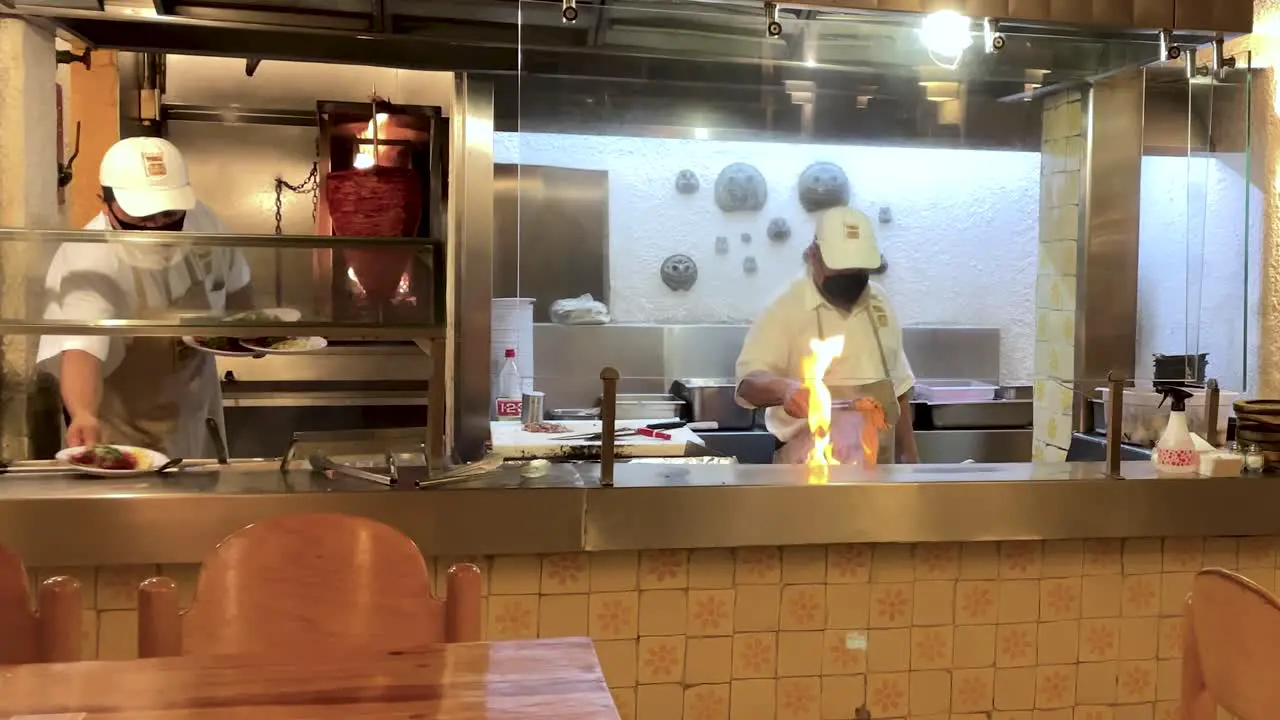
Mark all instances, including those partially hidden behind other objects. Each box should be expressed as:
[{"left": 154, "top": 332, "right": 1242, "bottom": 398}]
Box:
[
  {"left": 37, "top": 201, "right": 251, "bottom": 378},
  {"left": 735, "top": 275, "right": 915, "bottom": 442}
]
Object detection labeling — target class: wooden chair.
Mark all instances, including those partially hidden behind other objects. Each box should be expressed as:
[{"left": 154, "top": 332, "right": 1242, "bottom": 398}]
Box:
[
  {"left": 137, "top": 513, "right": 482, "bottom": 658},
  {"left": 0, "top": 544, "right": 82, "bottom": 664},
  {"left": 1182, "top": 568, "right": 1280, "bottom": 720}
]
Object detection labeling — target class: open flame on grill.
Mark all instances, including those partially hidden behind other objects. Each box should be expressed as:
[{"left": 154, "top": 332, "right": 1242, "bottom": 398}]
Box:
[
  {"left": 352, "top": 112, "right": 391, "bottom": 170},
  {"left": 804, "top": 335, "right": 845, "bottom": 484}
]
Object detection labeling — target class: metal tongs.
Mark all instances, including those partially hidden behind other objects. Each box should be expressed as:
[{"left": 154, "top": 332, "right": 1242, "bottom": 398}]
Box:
[{"left": 555, "top": 420, "right": 717, "bottom": 442}]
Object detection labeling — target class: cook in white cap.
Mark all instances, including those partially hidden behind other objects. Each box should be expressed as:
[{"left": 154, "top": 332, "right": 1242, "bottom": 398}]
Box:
[
  {"left": 37, "top": 136, "right": 252, "bottom": 458},
  {"left": 736, "top": 206, "right": 919, "bottom": 464}
]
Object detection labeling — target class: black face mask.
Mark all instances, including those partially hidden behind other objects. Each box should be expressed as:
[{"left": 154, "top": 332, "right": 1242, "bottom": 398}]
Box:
[
  {"left": 820, "top": 272, "right": 870, "bottom": 311},
  {"left": 108, "top": 205, "right": 185, "bottom": 233}
]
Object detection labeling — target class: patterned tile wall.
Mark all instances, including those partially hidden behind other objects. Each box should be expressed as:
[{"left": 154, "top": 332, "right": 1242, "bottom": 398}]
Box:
[{"left": 28, "top": 537, "right": 1273, "bottom": 719}]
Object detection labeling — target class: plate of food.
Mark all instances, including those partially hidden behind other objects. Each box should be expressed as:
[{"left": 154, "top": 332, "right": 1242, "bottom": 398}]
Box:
[
  {"left": 183, "top": 308, "right": 307, "bottom": 356},
  {"left": 181, "top": 336, "right": 262, "bottom": 357},
  {"left": 228, "top": 308, "right": 303, "bottom": 323},
  {"left": 239, "top": 336, "right": 328, "bottom": 354},
  {"left": 56, "top": 444, "right": 168, "bottom": 477}
]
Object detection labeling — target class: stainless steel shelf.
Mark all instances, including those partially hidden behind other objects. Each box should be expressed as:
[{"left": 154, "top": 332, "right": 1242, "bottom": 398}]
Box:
[
  {"left": 0, "top": 228, "right": 444, "bottom": 249},
  {"left": 4, "top": 322, "right": 446, "bottom": 339}
]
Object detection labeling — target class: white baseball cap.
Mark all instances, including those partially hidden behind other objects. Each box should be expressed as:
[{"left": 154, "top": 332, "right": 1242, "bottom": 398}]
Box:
[
  {"left": 815, "top": 206, "right": 880, "bottom": 271},
  {"left": 99, "top": 137, "right": 197, "bottom": 218}
]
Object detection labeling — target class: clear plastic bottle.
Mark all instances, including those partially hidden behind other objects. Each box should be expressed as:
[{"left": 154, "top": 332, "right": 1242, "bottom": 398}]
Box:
[{"left": 495, "top": 348, "right": 523, "bottom": 421}]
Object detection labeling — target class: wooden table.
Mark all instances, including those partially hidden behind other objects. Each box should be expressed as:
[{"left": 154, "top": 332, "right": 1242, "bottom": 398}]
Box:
[{"left": 0, "top": 638, "right": 619, "bottom": 719}]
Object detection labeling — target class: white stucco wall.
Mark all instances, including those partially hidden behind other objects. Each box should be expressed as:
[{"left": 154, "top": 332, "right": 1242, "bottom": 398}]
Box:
[{"left": 495, "top": 132, "right": 1042, "bottom": 382}]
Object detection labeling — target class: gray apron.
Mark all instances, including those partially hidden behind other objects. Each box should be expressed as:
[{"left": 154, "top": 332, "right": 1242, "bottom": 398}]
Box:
[
  {"left": 774, "top": 305, "right": 900, "bottom": 465},
  {"left": 97, "top": 251, "right": 225, "bottom": 459}
]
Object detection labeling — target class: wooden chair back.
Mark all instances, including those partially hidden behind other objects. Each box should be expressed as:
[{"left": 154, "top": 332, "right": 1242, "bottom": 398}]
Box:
[
  {"left": 1182, "top": 567, "right": 1280, "bottom": 720},
  {"left": 0, "top": 544, "right": 82, "bottom": 664},
  {"left": 138, "top": 513, "right": 482, "bottom": 658}
]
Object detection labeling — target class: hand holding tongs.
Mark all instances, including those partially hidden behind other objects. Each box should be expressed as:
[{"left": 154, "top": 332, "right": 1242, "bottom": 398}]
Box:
[{"left": 555, "top": 420, "right": 718, "bottom": 442}]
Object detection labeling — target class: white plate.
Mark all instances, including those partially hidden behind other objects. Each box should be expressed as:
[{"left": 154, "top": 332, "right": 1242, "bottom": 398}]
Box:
[
  {"left": 181, "top": 336, "right": 260, "bottom": 357},
  {"left": 56, "top": 445, "right": 169, "bottom": 477},
  {"left": 240, "top": 336, "right": 328, "bottom": 354}
]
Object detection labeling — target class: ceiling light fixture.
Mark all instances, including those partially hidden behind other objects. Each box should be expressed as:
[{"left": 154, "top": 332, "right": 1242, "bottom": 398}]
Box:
[{"left": 918, "top": 10, "right": 973, "bottom": 69}]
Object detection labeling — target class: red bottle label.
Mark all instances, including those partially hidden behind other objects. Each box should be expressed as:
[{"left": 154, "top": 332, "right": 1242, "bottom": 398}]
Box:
[{"left": 496, "top": 399, "right": 523, "bottom": 419}]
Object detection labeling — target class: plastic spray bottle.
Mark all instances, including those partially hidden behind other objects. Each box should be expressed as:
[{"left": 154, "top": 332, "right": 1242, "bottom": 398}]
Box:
[{"left": 1153, "top": 385, "right": 1197, "bottom": 474}]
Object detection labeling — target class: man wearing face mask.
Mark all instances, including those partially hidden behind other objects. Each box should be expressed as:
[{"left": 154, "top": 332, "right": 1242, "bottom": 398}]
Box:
[
  {"left": 736, "top": 206, "right": 919, "bottom": 464},
  {"left": 37, "top": 136, "right": 252, "bottom": 458}
]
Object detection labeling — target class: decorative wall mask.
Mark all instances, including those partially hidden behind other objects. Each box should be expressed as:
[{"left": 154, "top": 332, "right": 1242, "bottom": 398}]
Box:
[
  {"left": 743, "top": 256, "right": 758, "bottom": 274},
  {"left": 798, "top": 161, "right": 851, "bottom": 212},
  {"left": 675, "top": 169, "right": 700, "bottom": 195},
  {"left": 740, "top": 233, "right": 752, "bottom": 244},
  {"left": 767, "top": 218, "right": 791, "bottom": 242},
  {"left": 878, "top": 206, "right": 893, "bottom": 224},
  {"left": 660, "top": 254, "right": 699, "bottom": 291},
  {"left": 714, "top": 163, "right": 767, "bottom": 212},
  {"left": 715, "top": 236, "right": 730, "bottom": 254}
]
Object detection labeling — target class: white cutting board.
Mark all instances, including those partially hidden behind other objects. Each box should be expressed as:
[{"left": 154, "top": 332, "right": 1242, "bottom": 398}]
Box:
[{"left": 490, "top": 419, "right": 704, "bottom": 460}]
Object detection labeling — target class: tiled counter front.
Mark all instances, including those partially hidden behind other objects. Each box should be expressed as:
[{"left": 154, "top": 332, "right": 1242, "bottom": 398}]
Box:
[{"left": 32, "top": 537, "right": 1270, "bottom": 720}]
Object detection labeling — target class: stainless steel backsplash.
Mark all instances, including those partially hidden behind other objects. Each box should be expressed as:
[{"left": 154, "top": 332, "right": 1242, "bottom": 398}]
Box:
[{"left": 532, "top": 323, "right": 1001, "bottom": 409}]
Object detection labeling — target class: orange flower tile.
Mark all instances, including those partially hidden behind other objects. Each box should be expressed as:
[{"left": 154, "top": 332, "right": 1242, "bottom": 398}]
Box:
[
  {"left": 1083, "top": 539, "right": 1122, "bottom": 575},
  {"left": 996, "top": 624, "right": 1036, "bottom": 667},
  {"left": 732, "top": 632, "right": 777, "bottom": 679},
  {"left": 488, "top": 595, "right": 539, "bottom": 640},
  {"left": 1122, "top": 575, "right": 1160, "bottom": 616},
  {"left": 1117, "top": 660, "right": 1157, "bottom": 703},
  {"left": 869, "top": 583, "right": 913, "bottom": 628},
  {"left": 1162, "top": 538, "right": 1202, "bottom": 572},
  {"left": 639, "top": 550, "right": 689, "bottom": 589},
  {"left": 638, "top": 636, "right": 685, "bottom": 684},
  {"left": 541, "top": 553, "right": 589, "bottom": 594},
  {"left": 612, "top": 687, "right": 636, "bottom": 720},
  {"left": 776, "top": 677, "right": 820, "bottom": 720},
  {"left": 827, "top": 544, "right": 871, "bottom": 583},
  {"left": 1078, "top": 707, "right": 1115, "bottom": 720},
  {"left": 1035, "top": 665, "right": 1076, "bottom": 708},
  {"left": 780, "top": 585, "right": 825, "bottom": 631},
  {"left": 590, "top": 592, "right": 639, "bottom": 640},
  {"left": 866, "top": 673, "right": 909, "bottom": 717},
  {"left": 688, "top": 589, "right": 734, "bottom": 637},
  {"left": 1041, "top": 578, "right": 1082, "bottom": 620},
  {"left": 956, "top": 581, "right": 999, "bottom": 624},
  {"left": 1000, "top": 541, "right": 1043, "bottom": 578},
  {"left": 1080, "top": 619, "right": 1120, "bottom": 661},
  {"left": 951, "top": 668, "right": 995, "bottom": 713},
  {"left": 685, "top": 684, "right": 730, "bottom": 720},
  {"left": 1153, "top": 700, "right": 1180, "bottom": 720},
  {"left": 915, "top": 542, "right": 961, "bottom": 579},
  {"left": 822, "top": 629, "right": 867, "bottom": 675},
  {"left": 911, "top": 626, "right": 953, "bottom": 669},
  {"left": 736, "top": 547, "right": 782, "bottom": 585},
  {"left": 1158, "top": 617, "right": 1184, "bottom": 659}
]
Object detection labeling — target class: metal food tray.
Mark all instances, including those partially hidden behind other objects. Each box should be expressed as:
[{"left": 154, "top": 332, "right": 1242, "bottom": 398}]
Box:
[{"left": 927, "top": 400, "right": 1033, "bottom": 429}]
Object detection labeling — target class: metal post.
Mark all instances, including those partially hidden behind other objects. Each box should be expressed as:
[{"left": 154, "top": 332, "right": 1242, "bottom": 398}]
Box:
[
  {"left": 1106, "top": 372, "right": 1125, "bottom": 479},
  {"left": 1205, "top": 378, "right": 1220, "bottom": 448},
  {"left": 600, "top": 367, "right": 620, "bottom": 487}
]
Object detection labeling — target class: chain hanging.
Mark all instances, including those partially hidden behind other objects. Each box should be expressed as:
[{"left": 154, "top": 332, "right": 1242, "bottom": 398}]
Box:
[{"left": 273, "top": 136, "right": 322, "bottom": 235}]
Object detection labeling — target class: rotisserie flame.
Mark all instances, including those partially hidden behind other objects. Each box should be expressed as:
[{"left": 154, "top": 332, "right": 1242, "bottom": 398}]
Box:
[
  {"left": 804, "top": 334, "right": 845, "bottom": 484},
  {"left": 353, "top": 112, "right": 391, "bottom": 170}
]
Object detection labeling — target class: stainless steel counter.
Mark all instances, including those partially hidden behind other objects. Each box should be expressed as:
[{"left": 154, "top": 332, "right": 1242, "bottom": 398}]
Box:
[{"left": 0, "top": 461, "right": 1275, "bottom": 566}]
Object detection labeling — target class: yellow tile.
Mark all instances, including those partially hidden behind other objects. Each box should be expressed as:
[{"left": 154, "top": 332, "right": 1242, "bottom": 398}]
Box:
[
  {"left": 1159, "top": 573, "right": 1195, "bottom": 617},
  {"left": 612, "top": 687, "right": 637, "bottom": 720},
  {"left": 1202, "top": 537, "right": 1238, "bottom": 569},
  {"left": 638, "top": 636, "right": 686, "bottom": 685},
  {"left": 1079, "top": 618, "right": 1120, "bottom": 662},
  {"left": 1081, "top": 575, "right": 1122, "bottom": 618},
  {"left": 490, "top": 555, "right": 541, "bottom": 595},
  {"left": 953, "top": 624, "right": 996, "bottom": 668},
  {"left": 1034, "top": 664, "right": 1076, "bottom": 709},
  {"left": 825, "top": 584, "right": 869, "bottom": 629},
  {"left": 826, "top": 544, "right": 871, "bottom": 583},
  {"left": 868, "top": 582, "right": 913, "bottom": 628},
  {"left": 777, "top": 631, "right": 822, "bottom": 677},
  {"left": 999, "top": 542, "right": 1043, "bottom": 579},
  {"left": 1039, "top": 578, "right": 1081, "bottom": 621},
  {"left": 36, "top": 567, "right": 97, "bottom": 610},
  {"left": 1075, "top": 661, "right": 1118, "bottom": 705},
  {"left": 780, "top": 585, "right": 825, "bottom": 631},
  {"left": 910, "top": 626, "right": 953, "bottom": 670},
  {"left": 538, "top": 593, "right": 588, "bottom": 638},
  {"left": 781, "top": 546, "right": 826, "bottom": 584},
  {"left": 688, "top": 589, "right": 735, "bottom": 637},
  {"left": 1162, "top": 538, "right": 1202, "bottom": 572},
  {"left": 1037, "top": 620, "right": 1078, "bottom": 664},
  {"left": 639, "top": 550, "right": 689, "bottom": 590},
  {"left": 1083, "top": 540, "right": 1122, "bottom": 575},
  {"left": 97, "top": 609, "right": 138, "bottom": 661},
  {"left": 730, "top": 679, "right": 776, "bottom": 720},
  {"left": 594, "top": 639, "right": 638, "bottom": 688},
  {"left": 736, "top": 547, "right": 782, "bottom": 585},
  {"left": 157, "top": 564, "right": 200, "bottom": 609},
  {"left": 952, "top": 668, "right": 995, "bottom": 713},
  {"left": 541, "top": 553, "right": 590, "bottom": 594},
  {"left": 961, "top": 543, "right": 998, "bottom": 579},
  {"left": 1121, "top": 575, "right": 1160, "bottom": 617},
  {"left": 820, "top": 675, "right": 865, "bottom": 720},
  {"left": 956, "top": 581, "right": 999, "bottom": 624},
  {"left": 686, "top": 676, "right": 727, "bottom": 717},
  {"left": 1155, "top": 658, "right": 1180, "bottom": 702},
  {"left": 1036, "top": 710, "right": 1074, "bottom": 720},
  {"left": 636, "top": 682, "right": 683, "bottom": 719},
  {"left": 996, "top": 623, "right": 1037, "bottom": 668},
  {"left": 1041, "top": 541, "right": 1083, "bottom": 578},
  {"left": 994, "top": 667, "right": 1037, "bottom": 711},
  {"left": 867, "top": 627, "right": 910, "bottom": 672},
  {"left": 871, "top": 544, "right": 914, "bottom": 583},
  {"left": 639, "top": 589, "right": 687, "bottom": 636},
  {"left": 690, "top": 549, "right": 736, "bottom": 589},
  {"left": 914, "top": 542, "right": 961, "bottom": 580},
  {"left": 80, "top": 609, "right": 98, "bottom": 660},
  {"left": 821, "top": 629, "right": 866, "bottom": 675},
  {"left": 1238, "top": 567, "right": 1276, "bottom": 592},
  {"left": 913, "top": 580, "right": 955, "bottom": 626},
  {"left": 591, "top": 551, "right": 639, "bottom": 592},
  {"left": 1123, "top": 539, "right": 1163, "bottom": 575},
  {"left": 776, "top": 676, "right": 821, "bottom": 720},
  {"left": 685, "top": 683, "right": 730, "bottom": 720},
  {"left": 1237, "top": 536, "right": 1277, "bottom": 567},
  {"left": 866, "top": 672, "right": 909, "bottom": 717},
  {"left": 998, "top": 581, "right": 1040, "bottom": 623},
  {"left": 910, "top": 669, "right": 951, "bottom": 715},
  {"left": 735, "top": 585, "right": 781, "bottom": 632},
  {"left": 1116, "top": 660, "right": 1157, "bottom": 703},
  {"left": 1114, "top": 704, "right": 1155, "bottom": 720},
  {"left": 96, "top": 565, "right": 156, "bottom": 611},
  {"left": 1153, "top": 702, "right": 1178, "bottom": 720},
  {"left": 590, "top": 591, "right": 639, "bottom": 640},
  {"left": 488, "top": 594, "right": 539, "bottom": 640},
  {"left": 686, "top": 637, "right": 733, "bottom": 684},
  {"left": 732, "top": 632, "right": 777, "bottom": 679},
  {"left": 1157, "top": 618, "right": 1184, "bottom": 659},
  {"left": 1119, "top": 617, "right": 1158, "bottom": 660}
]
